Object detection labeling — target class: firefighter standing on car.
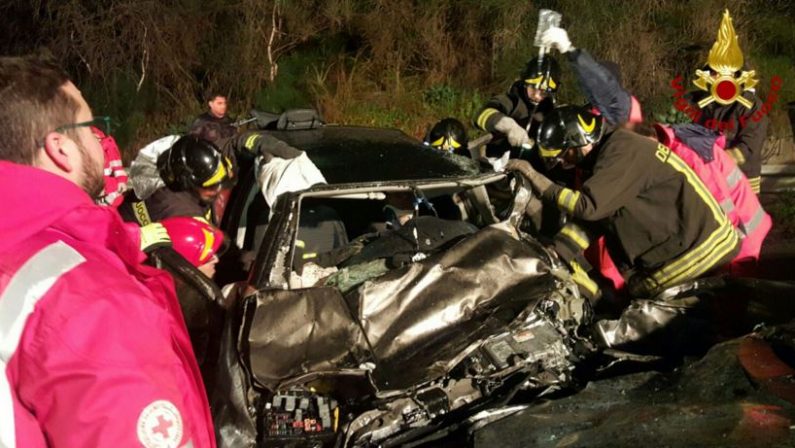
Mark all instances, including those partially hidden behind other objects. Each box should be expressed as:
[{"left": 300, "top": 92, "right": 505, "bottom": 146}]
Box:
[
  {"left": 0, "top": 55, "right": 215, "bottom": 448},
  {"left": 685, "top": 10, "right": 768, "bottom": 194},
  {"left": 473, "top": 56, "right": 559, "bottom": 158}
]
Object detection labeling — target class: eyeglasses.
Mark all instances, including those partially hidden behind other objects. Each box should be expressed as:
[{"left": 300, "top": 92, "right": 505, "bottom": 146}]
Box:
[{"left": 56, "top": 116, "right": 113, "bottom": 136}]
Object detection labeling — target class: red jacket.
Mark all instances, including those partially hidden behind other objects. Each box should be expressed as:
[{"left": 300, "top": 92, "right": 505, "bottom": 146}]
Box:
[
  {"left": 655, "top": 124, "right": 771, "bottom": 264},
  {"left": 0, "top": 162, "right": 215, "bottom": 447},
  {"left": 92, "top": 127, "right": 128, "bottom": 208}
]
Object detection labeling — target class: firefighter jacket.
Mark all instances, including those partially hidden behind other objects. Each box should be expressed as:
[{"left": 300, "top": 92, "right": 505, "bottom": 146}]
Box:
[
  {"left": 0, "top": 161, "right": 215, "bottom": 448},
  {"left": 548, "top": 129, "right": 740, "bottom": 297},
  {"left": 656, "top": 123, "right": 771, "bottom": 263},
  {"left": 686, "top": 90, "right": 768, "bottom": 192},
  {"left": 473, "top": 81, "right": 554, "bottom": 158},
  {"left": 119, "top": 187, "right": 215, "bottom": 227}
]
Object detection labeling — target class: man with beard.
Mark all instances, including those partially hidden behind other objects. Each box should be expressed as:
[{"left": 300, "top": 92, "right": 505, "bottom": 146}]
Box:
[{"left": 0, "top": 55, "right": 215, "bottom": 447}]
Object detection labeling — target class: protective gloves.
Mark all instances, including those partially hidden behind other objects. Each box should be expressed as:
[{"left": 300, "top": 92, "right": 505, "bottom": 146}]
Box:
[
  {"left": 541, "top": 26, "right": 574, "bottom": 53},
  {"left": 505, "top": 159, "right": 553, "bottom": 195},
  {"left": 140, "top": 222, "right": 172, "bottom": 252},
  {"left": 494, "top": 117, "right": 531, "bottom": 148}
]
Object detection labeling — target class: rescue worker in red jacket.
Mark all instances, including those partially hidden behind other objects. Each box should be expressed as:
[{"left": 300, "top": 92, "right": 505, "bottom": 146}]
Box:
[
  {"left": 0, "top": 55, "right": 215, "bottom": 447},
  {"left": 91, "top": 124, "right": 128, "bottom": 208},
  {"left": 685, "top": 10, "right": 768, "bottom": 193},
  {"left": 651, "top": 123, "right": 771, "bottom": 273},
  {"left": 119, "top": 135, "right": 234, "bottom": 227},
  {"left": 507, "top": 105, "right": 740, "bottom": 299}
]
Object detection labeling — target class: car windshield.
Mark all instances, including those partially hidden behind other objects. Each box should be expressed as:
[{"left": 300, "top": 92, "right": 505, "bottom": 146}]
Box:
[{"left": 266, "top": 126, "right": 480, "bottom": 183}]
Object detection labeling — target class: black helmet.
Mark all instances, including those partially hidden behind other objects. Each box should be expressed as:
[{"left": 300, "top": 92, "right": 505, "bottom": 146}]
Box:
[
  {"left": 521, "top": 56, "right": 561, "bottom": 95},
  {"left": 158, "top": 135, "right": 232, "bottom": 191},
  {"left": 424, "top": 118, "right": 468, "bottom": 154},
  {"left": 536, "top": 105, "right": 604, "bottom": 166}
]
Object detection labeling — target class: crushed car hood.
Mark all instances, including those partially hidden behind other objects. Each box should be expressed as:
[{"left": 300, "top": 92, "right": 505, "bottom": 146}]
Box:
[{"left": 244, "top": 223, "right": 573, "bottom": 392}]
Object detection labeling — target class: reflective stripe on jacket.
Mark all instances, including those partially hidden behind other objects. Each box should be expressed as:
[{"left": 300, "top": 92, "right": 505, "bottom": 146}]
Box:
[
  {"left": 656, "top": 124, "right": 771, "bottom": 263},
  {"left": 0, "top": 162, "right": 215, "bottom": 448}
]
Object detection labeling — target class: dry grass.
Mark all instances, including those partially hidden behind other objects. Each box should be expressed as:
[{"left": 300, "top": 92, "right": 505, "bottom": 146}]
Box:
[{"left": 1, "top": 0, "right": 790, "bottom": 154}]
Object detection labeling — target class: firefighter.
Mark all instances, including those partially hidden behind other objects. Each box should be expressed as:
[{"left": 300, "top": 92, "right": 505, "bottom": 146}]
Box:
[
  {"left": 685, "top": 10, "right": 768, "bottom": 193},
  {"left": 473, "top": 56, "right": 559, "bottom": 158},
  {"left": 507, "top": 106, "right": 740, "bottom": 299},
  {"left": 0, "top": 55, "right": 214, "bottom": 447},
  {"left": 424, "top": 118, "right": 470, "bottom": 157},
  {"left": 119, "top": 135, "right": 234, "bottom": 227}
]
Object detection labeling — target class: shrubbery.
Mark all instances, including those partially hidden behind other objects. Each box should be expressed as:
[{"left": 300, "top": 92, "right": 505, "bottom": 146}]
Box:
[{"left": 2, "top": 0, "right": 791, "bottom": 158}]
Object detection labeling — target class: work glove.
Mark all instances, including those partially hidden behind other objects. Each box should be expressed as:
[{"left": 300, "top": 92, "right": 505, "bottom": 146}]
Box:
[
  {"left": 505, "top": 159, "right": 553, "bottom": 194},
  {"left": 494, "top": 117, "right": 531, "bottom": 148},
  {"left": 140, "top": 222, "right": 172, "bottom": 252},
  {"left": 541, "top": 26, "right": 574, "bottom": 53}
]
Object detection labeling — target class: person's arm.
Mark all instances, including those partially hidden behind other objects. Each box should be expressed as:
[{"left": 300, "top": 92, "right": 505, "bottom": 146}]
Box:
[
  {"left": 729, "top": 100, "right": 769, "bottom": 168},
  {"left": 232, "top": 131, "right": 304, "bottom": 162},
  {"left": 474, "top": 90, "right": 518, "bottom": 133},
  {"left": 474, "top": 85, "right": 532, "bottom": 147},
  {"left": 22, "top": 265, "right": 214, "bottom": 447},
  {"left": 542, "top": 27, "right": 632, "bottom": 125},
  {"left": 507, "top": 141, "right": 647, "bottom": 221}
]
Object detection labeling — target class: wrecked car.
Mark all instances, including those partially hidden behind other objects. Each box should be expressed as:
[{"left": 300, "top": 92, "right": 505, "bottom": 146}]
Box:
[{"left": 195, "top": 123, "right": 597, "bottom": 447}]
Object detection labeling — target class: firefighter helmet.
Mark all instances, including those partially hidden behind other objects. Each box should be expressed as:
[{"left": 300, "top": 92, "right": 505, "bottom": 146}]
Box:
[
  {"left": 160, "top": 216, "right": 226, "bottom": 267},
  {"left": 157, "top": 135, "right": 232, "bottom": 191},
  {"left": 424, "top": 118, "right": 468, "bottom": 154},
  {"left": 536, "top": 105, "right": 604, "bottom": 163},
  {"left": 521, "top": 56, "right": 561, "bottom": 95}
]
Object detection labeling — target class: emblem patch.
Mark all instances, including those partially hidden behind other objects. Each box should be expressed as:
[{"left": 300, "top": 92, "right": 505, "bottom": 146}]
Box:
[{"left": 136, "top": 400, "right": 184, "bottom": 448}]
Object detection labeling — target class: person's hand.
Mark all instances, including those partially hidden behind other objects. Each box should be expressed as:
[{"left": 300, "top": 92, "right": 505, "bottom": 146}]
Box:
[
  {"left": 505, "top": 158, "right": 553, "bottom": 194},
  {"left": 505, "top": 158, "right": 538, "bottom": 179},
  {"left": 541, "top": 26, "right": 573, "bottom": 53},
  {"left": 140, "top": 222, "right": 171, "bottom": 252},
  {"left": 494, "top": 117, "right": 530, "bottom": 147}
]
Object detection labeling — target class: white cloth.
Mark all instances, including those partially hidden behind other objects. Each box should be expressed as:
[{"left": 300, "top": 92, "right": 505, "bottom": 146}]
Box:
[
  {"left": 257, "top": 152, "right": 327, "bottom": 215},
  {"left": 129, "top": 135, "right": 180, "bottom": 200}
]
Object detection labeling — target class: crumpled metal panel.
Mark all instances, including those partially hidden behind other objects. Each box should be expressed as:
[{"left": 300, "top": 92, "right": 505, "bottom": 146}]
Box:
[
  {"left": 246, "top": 287, "right": 370, "bottom": 390},
  {"left": 593, "top": 277, "right": 725, "bottom": 355},
  {"left": 244, "top": 223, "right": 563, "bottom": 393},
  {"left": 346, "top": 224, "right": 560, "bottom": 390}
]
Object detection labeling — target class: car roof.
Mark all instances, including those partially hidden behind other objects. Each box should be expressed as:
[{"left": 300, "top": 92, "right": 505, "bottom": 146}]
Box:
[{"left": 265, "top": 126, "right": 479, "bottom": 184}]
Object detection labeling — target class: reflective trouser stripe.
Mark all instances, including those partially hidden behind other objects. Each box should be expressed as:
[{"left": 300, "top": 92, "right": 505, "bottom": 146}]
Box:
[
  {"left": 748, "top": 176, "right": 761, "bottom": 194},
  {"left": 559, "top": 223, "right": 590, "bottom": 250},
  {"left": 556, "top": 188, "right": 580, "bottom": 215},
  {"left": 570, "top": 260, "right": 599, "bottom": 298},
  {"left": 476, "top": 108, "right": 499, "bottom": 130},
  {"left": 0, "top": 241, "right": 85, "bottom": 448},
  {"left": 645, "top": 148, "right": 738, "bottom": 292}
]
